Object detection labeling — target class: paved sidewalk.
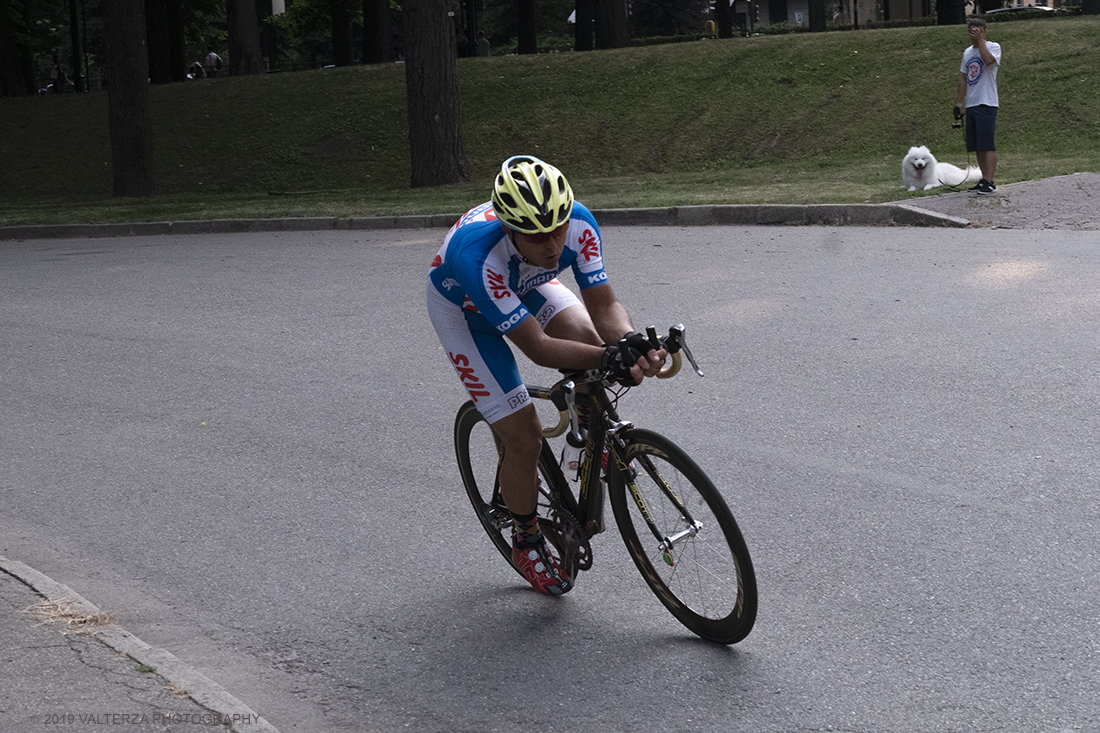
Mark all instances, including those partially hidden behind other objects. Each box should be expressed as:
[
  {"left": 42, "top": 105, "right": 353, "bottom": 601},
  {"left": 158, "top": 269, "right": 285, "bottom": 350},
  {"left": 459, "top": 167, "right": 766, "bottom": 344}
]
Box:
[
  {"left": 884, "top": 172, "right": 1100, "bottom": 230},
  {"left": 1, "top": 558, "right": 278, "bottom": 733}
]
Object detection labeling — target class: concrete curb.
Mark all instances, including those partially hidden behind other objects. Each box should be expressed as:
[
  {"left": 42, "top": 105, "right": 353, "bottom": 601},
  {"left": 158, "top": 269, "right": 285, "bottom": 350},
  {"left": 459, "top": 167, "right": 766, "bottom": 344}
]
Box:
[
  {"left": 0, "top": 555, "right": 281, "bottom": 733},
  {"left": 0, "top": 204, "right": 969, "bottom": 242}
]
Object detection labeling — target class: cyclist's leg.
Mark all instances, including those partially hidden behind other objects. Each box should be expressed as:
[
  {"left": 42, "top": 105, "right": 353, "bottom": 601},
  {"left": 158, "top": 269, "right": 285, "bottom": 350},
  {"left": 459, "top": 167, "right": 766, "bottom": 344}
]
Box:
[
  {"left": 489, "top": 404, "right": 543, "bottom": 515},
  {"left": 526, "top": 280, "right": 602, "bottom": 346},
  {"left": 429, "top": 292, "right": 570, "bottom": 593},
  {"left": 526, "top": 282, "right": 602, "bottom": 433},
  {"left": 489, "top": 405, "right": 572, "bottom": 594}
]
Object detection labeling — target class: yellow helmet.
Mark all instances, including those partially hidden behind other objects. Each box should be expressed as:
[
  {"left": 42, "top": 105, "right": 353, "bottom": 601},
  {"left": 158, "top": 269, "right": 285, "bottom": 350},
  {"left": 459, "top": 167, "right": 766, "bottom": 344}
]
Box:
[{"left": 491, "top": 155, "right": 574, "bottom": 234}]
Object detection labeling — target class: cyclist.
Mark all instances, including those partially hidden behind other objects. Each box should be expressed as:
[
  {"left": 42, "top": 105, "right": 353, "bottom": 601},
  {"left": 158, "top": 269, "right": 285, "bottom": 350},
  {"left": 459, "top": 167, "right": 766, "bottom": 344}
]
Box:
[{"left": 427, "top": 155, "right": 667, "bottom": 595}]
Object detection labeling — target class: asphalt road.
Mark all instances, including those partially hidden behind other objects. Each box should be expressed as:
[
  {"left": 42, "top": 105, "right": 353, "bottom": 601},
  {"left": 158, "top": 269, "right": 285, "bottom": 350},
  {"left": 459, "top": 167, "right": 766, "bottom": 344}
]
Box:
[{"left": 3, "top": 226, "right": 1098, "bottom": 732}]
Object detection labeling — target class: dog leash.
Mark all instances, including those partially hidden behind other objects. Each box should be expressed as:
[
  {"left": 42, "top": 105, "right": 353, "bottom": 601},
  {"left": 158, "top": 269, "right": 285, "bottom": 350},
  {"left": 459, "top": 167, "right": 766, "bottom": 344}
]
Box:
[{"left": 940, "top": 107, "right": 974, "bottom": 192}]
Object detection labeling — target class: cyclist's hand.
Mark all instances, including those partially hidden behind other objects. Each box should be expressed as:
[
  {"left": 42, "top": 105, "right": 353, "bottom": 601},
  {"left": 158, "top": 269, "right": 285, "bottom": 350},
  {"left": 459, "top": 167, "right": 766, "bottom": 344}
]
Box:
[
  {"left": 602, "top": 333, "right": 668, "bottom": 386},
  {"left": 621, "top": 331, "right": 667, "bottom": 379}
]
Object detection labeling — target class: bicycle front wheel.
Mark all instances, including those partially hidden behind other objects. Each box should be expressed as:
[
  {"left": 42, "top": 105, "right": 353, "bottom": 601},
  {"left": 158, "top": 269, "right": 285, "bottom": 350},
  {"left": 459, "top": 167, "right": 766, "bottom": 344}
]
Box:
[{"left": 607, "top": 428, "right": 757, "bottom": 644}]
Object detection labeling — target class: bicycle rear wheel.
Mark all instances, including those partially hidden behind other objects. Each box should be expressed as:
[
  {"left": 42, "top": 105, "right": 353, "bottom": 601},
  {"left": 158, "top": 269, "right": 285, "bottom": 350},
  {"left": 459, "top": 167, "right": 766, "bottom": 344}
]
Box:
[
  {"left": 607, "top": 428, "right": 757, "bottom": 644},
  {"left": 453, "top": 401, "right": 570, "bottom": 579}
]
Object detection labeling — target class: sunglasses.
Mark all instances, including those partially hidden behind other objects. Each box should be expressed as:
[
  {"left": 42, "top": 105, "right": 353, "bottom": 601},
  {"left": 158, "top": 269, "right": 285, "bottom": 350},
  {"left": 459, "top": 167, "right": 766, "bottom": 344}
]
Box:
[{"left": 521, "top": 223, "right": 567, "bottom": 244}]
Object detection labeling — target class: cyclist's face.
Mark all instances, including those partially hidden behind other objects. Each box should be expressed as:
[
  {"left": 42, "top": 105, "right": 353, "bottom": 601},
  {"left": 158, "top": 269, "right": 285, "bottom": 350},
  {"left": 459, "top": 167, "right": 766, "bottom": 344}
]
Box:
[{"left": 511, "top": 222, "right": 569, "bottom": 269}]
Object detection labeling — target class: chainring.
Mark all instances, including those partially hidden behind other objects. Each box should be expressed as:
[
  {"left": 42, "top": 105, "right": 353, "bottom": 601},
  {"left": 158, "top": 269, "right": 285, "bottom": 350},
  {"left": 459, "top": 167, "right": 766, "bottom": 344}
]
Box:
[{"left": 540, "top": 507, "right": 592, "bottom": 578}]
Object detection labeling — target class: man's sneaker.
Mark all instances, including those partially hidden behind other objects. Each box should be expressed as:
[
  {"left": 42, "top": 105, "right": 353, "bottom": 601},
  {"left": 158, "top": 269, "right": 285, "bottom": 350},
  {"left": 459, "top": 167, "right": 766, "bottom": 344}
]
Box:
[
  {"left": 976, "top": 179, "right": 997, "bottom": 195},
  {"left": 512, "top": 536, "right": 573, "bottom": 596},
  {"left": 968, "top": 179, "right": 986, "bottom": 192}
]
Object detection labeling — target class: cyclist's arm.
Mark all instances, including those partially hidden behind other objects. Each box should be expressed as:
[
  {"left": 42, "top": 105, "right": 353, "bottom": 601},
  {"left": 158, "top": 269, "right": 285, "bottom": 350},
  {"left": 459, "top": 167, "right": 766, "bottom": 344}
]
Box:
[
  {"left": 505, "top": 317, "right": 605, "bottom": 372},
  {"left": 580, "top": 282, "right": 634, "bottom": 346},
  {"left": 581, "top": 283, "right": 667, "bottom": 378}
]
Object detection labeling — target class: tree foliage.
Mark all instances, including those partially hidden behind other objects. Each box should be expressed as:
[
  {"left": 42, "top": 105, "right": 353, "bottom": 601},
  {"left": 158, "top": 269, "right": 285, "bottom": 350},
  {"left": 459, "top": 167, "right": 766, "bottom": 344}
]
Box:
[{"left": 1, "top": 0, "right": 230, "bottom": 95}]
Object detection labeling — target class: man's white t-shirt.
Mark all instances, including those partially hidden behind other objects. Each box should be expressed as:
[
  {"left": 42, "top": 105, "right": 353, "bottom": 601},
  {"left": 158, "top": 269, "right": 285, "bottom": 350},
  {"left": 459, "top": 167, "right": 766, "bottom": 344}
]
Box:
[{"left": 961, "top": 41, "right": 1002, "bottom": 108}]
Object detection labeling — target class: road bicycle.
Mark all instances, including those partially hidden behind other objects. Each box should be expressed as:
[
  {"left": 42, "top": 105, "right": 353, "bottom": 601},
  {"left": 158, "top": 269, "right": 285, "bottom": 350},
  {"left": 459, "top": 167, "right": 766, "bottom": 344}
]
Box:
[{"left": 454, "top": 325, "right": 757, "bottom": 645}]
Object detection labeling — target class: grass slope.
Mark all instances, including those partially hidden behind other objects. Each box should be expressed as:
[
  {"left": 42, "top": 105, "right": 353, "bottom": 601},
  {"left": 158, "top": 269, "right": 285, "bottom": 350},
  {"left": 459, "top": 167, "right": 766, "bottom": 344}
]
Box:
[{"left": 2, "top": 17, "right": 1098, "bottom": 226}]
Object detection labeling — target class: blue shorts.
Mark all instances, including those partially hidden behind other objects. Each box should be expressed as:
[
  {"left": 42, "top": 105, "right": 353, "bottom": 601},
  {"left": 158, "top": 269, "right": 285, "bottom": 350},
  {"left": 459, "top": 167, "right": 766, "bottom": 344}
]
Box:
[{"left": 965, "top": 105, "right": 997, "bottom": 153}]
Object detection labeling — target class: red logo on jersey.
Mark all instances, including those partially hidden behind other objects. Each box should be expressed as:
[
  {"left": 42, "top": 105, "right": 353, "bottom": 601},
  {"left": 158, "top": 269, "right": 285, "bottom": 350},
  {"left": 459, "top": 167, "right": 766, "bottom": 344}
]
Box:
[
  {"left": 486, "top": 268, "right": 512, "bottom": 300},
  {"left": 449, "top": 352, "right": 491, "bottom": 402},
  {"left": 579, "top": 229, "right": 600, "bottom": 262},
  {"left": 431, "top": 254, "right": 442, "bottom": 268}
]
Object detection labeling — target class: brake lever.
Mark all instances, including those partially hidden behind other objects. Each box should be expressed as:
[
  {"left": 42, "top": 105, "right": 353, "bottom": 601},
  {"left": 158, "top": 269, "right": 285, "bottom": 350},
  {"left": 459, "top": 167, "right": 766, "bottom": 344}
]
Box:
[{"left": 668, "top": 324, "right": 703, "bottom": 377}]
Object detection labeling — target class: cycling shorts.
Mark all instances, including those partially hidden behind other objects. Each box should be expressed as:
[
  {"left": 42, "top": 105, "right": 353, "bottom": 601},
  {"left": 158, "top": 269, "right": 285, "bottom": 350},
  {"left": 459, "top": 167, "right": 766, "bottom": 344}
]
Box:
[{"left": 427, "top": 278, "right": 583, "bottom": 424}]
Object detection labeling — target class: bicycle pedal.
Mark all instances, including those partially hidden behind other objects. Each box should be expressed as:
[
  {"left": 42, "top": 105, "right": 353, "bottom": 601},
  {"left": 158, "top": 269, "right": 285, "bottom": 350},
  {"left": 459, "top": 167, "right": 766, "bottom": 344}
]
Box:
[{"left": 485, "top": 504, "right": 514, "bottom": 531}]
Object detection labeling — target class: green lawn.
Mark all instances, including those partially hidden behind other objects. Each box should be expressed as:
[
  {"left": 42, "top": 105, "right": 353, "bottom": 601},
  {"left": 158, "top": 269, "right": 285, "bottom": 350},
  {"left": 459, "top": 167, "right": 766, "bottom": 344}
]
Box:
[{"left": 2, "top": 16, "right": 1098, "bottom": 226}]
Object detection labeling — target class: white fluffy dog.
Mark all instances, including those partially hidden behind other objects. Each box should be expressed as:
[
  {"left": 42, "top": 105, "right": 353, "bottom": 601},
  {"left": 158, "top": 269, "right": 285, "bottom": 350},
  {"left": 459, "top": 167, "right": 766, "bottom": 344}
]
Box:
[{"left": 902, "top": 145, "right": 981, "bottom": 191}]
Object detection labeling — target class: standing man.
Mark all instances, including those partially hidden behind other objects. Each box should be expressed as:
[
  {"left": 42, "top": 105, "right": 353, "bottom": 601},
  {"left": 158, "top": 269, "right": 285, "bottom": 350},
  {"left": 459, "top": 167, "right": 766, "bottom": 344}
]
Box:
[{"left": 955, "top": 18, "right": 1001, "bottom": 195}]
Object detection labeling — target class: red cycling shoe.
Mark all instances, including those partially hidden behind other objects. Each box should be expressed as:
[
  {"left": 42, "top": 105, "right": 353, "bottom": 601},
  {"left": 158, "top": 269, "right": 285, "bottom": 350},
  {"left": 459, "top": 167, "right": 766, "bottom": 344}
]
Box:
[{"left": 511, "top": 536, "right": 573, "bottom": 596}]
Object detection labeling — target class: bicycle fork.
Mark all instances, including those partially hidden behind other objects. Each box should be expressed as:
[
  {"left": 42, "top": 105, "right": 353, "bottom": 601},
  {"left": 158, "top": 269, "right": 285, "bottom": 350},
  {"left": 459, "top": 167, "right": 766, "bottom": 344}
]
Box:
[{"left": 608, "top": 424, "right": 702, "bottom": 568}]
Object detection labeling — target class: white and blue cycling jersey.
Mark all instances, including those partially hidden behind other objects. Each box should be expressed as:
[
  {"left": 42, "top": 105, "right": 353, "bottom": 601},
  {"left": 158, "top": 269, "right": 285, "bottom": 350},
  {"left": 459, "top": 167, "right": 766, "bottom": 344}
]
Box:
[{"left": 426, "top": 200, "right": 609, "bottom": 423}]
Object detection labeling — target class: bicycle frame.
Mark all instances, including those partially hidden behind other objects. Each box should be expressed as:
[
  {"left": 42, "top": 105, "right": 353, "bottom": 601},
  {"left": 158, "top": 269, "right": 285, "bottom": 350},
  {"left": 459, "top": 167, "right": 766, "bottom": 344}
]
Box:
[
  {"left": 526, "top": 380, "right": 607, "bottom": 535},
  {"left": 529, "top": 375, "right": 653, "bottom": 540}
]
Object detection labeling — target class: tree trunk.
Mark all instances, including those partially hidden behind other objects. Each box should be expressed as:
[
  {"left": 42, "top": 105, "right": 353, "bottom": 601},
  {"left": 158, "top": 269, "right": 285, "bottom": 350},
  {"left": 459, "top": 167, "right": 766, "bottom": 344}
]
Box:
[
  {"left": 145, "top": 0, "right": 172, "bottom": 83},
  {"left": 166, "top": 0, "right": 186, "bottom": 81},
  {"left": 462, "top": 0, "right": 480, "bottom": 57},
  {"left": 716, "top": 0, "right": 734, "bottom": 38},
  {"left": 103, "top": 0, "right": 155, "bottom": 197},
  {"left": 594, "top": 0, "right": 628, "bottom": 49},
  {"left": 68, "top": 0, "right": 85, "bottom": 91},
  {"left": 0, "top": 0, "right": 37, "bottom": 96},
  {"left": 363, "top": 0, "right": 391, "bottom": 63},
  {"left": 936, "top": 0, "right": 966, "bottom": 24},
  {"left": 574, "top": 0, "right": 594, "bottom": 51},
  {"left": 226, "top": 0, "right": 265, "bottom": 75},
  {"left": 516, "top": 0, "right": 537, "bottom": 54},
  {"left": 808, "top": 0, "right": 826, "bottom": 31},
  {"left": 332, "top": 0, "right": 353, "bottom": 66},
  {"left": 403, "top": 0, "right": 469, "bottom": 187}
]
